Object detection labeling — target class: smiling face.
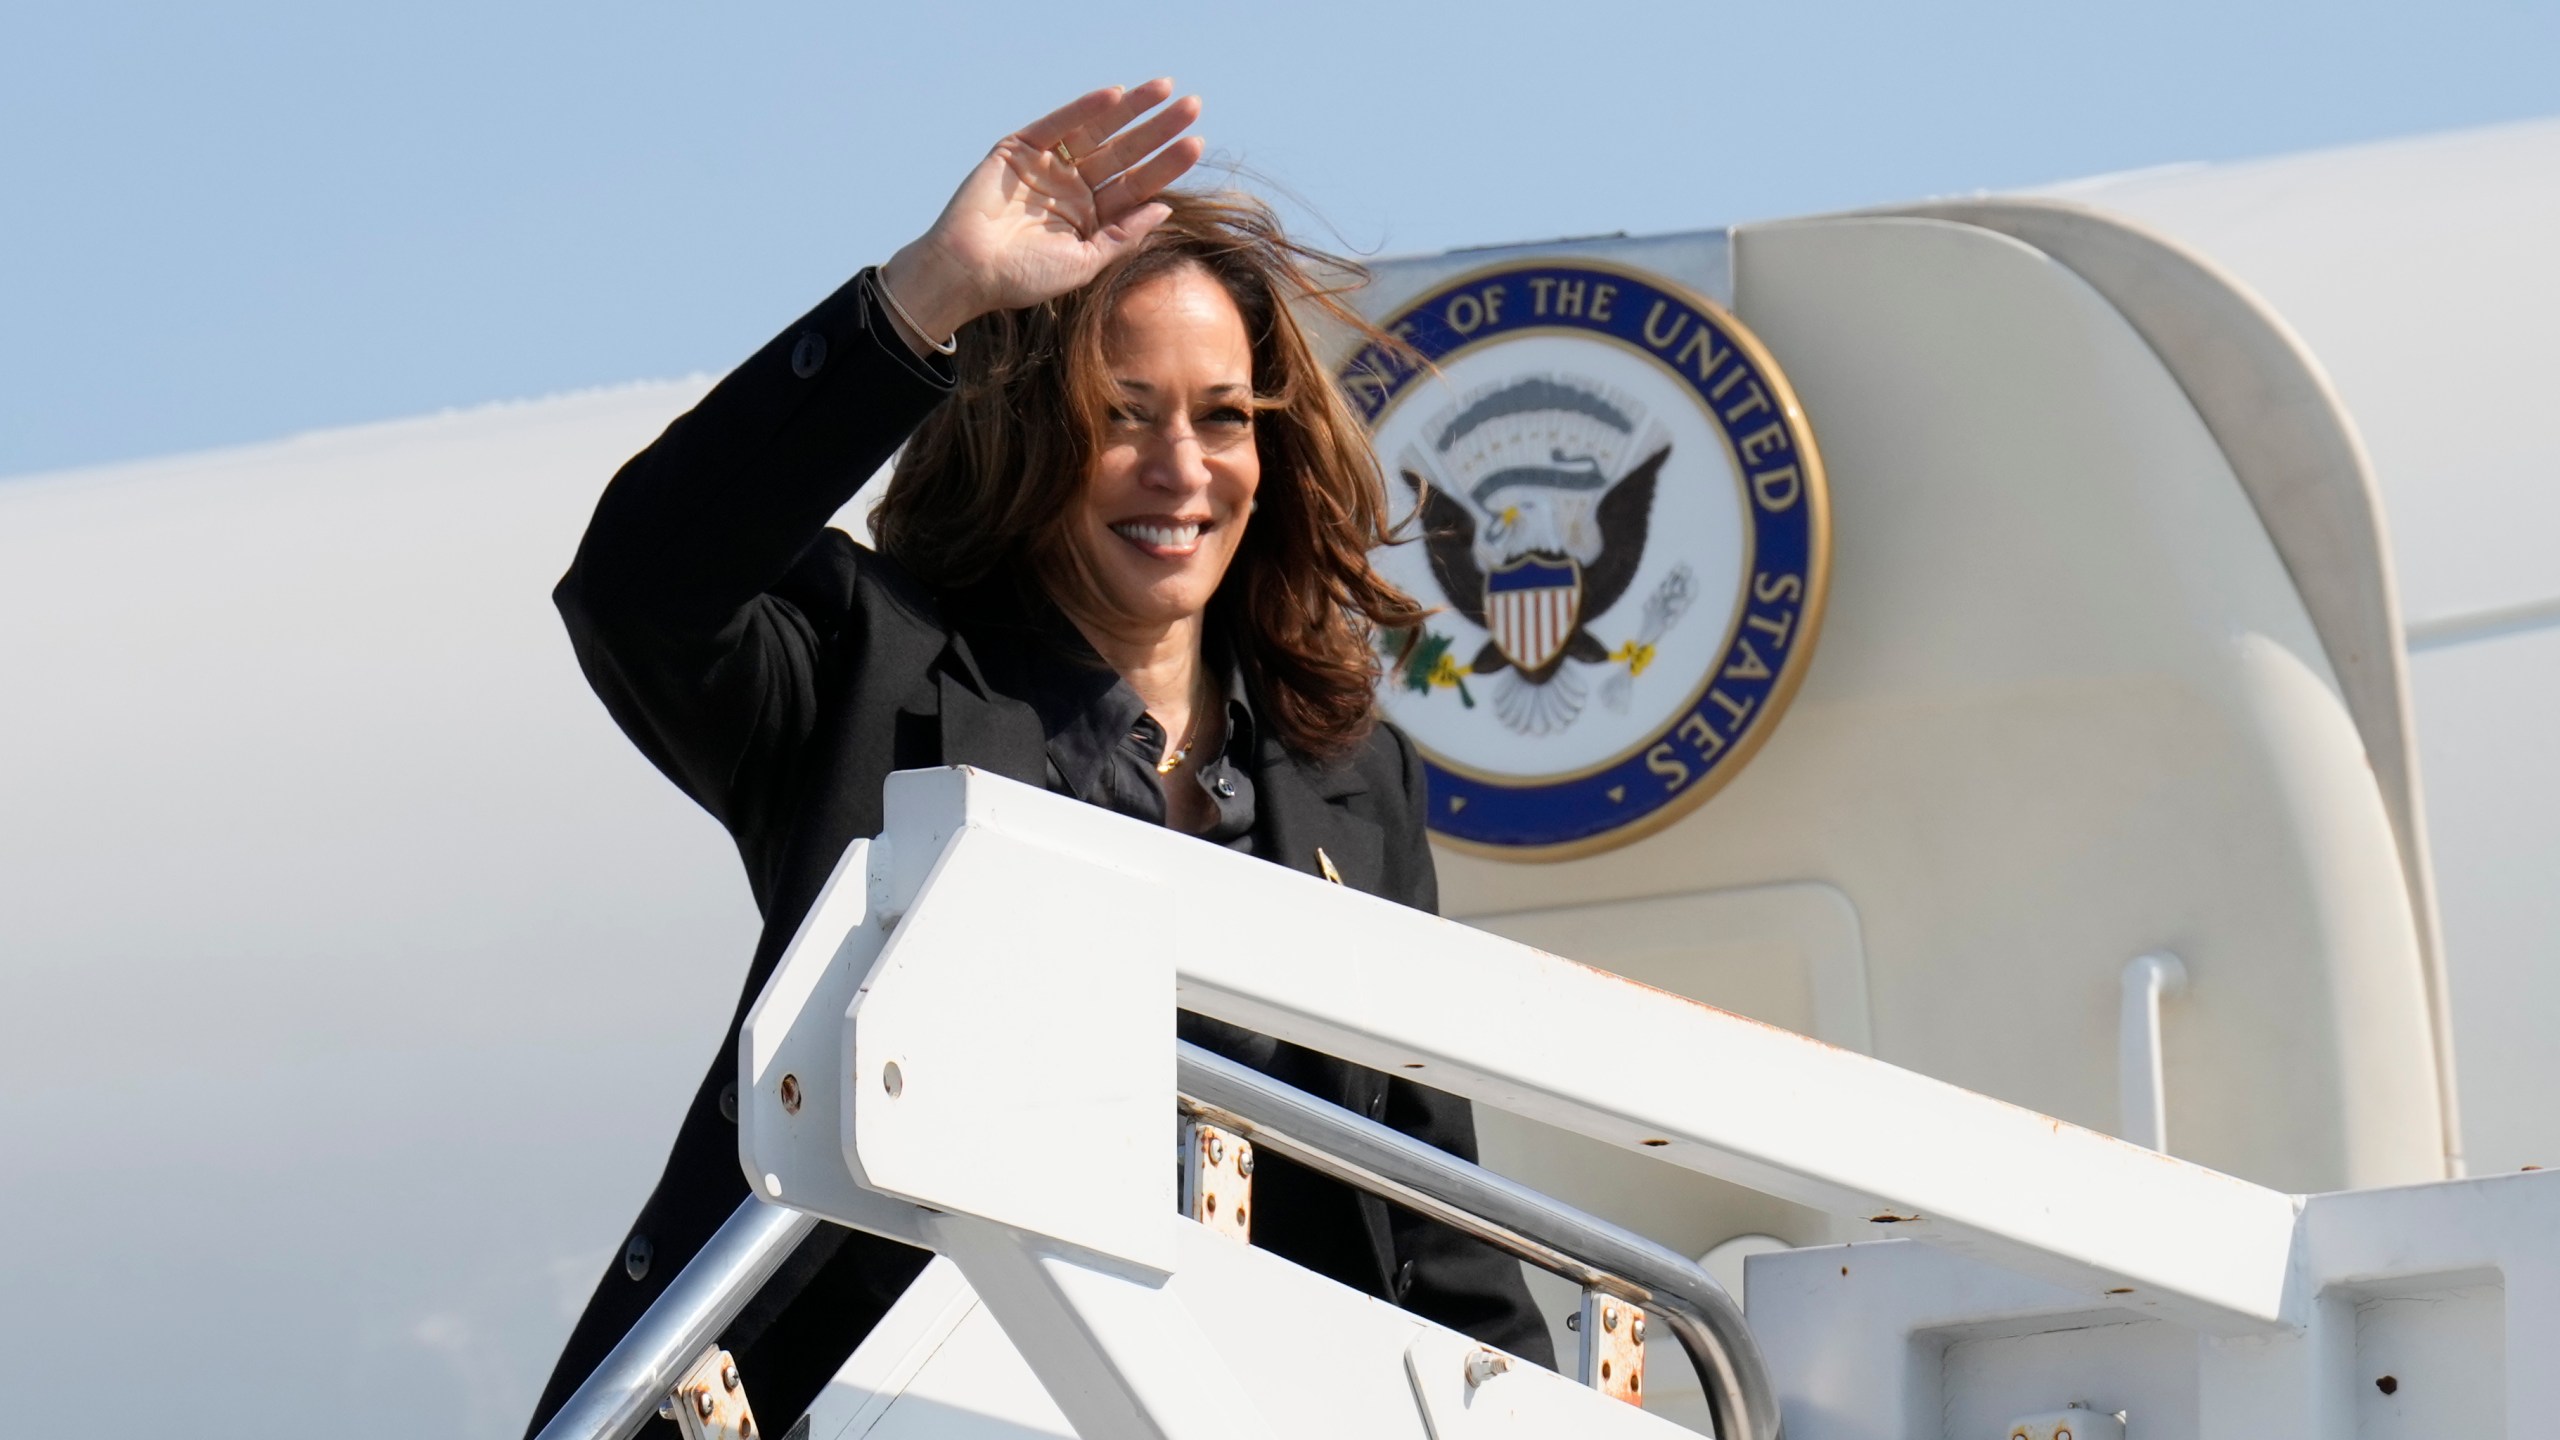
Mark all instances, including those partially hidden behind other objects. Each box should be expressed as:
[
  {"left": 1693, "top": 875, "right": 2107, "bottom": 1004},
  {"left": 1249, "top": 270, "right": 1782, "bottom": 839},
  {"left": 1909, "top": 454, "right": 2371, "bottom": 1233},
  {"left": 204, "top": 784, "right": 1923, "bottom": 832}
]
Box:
[{"left": 1068, "top": 263, "right": 1261, "bottom": 636}]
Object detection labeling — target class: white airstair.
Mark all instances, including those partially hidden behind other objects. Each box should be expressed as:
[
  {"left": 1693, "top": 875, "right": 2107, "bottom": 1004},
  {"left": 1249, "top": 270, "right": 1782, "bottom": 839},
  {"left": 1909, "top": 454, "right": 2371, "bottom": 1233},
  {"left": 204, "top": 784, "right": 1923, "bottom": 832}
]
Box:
[{"left": 535, "top": 768, "right": 2560, "bottom": 1440}]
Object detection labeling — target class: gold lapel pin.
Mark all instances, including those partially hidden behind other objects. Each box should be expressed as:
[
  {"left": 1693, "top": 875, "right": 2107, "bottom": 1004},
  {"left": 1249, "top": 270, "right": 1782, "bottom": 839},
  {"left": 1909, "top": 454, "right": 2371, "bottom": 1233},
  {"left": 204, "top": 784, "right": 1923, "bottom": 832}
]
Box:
[{"left": 1315, "top": 848, "right": 1344, "bottom": 885}]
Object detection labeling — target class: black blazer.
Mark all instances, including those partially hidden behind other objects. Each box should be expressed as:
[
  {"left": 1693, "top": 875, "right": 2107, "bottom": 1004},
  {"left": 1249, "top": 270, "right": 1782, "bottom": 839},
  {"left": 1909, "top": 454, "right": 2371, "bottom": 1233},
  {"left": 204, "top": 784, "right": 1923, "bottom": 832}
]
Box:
[{"left": 526, "top": 270, "right": 1551, "bottom": 1438}]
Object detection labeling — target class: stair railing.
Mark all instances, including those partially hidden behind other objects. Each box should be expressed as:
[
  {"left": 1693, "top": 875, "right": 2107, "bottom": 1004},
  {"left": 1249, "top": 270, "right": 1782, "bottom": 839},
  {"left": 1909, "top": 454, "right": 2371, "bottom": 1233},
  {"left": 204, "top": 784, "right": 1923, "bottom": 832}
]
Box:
[{"left": 532, "top": 1043, "right": 1782, "bottom": 1440}]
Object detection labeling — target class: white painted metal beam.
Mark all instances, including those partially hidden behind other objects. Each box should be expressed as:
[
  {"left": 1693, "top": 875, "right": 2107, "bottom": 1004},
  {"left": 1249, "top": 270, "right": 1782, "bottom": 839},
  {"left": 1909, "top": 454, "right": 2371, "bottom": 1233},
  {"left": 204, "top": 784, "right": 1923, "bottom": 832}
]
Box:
[{"left": 861, "top": 768, "right": 2302, "bottom": 1334}]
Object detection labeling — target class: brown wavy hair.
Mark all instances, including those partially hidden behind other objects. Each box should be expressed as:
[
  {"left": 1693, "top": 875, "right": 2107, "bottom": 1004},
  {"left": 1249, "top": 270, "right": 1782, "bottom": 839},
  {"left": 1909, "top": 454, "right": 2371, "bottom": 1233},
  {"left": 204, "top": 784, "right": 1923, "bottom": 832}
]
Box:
[{"left": 871, "top": 190, "right": 1425, "bottom": 761}]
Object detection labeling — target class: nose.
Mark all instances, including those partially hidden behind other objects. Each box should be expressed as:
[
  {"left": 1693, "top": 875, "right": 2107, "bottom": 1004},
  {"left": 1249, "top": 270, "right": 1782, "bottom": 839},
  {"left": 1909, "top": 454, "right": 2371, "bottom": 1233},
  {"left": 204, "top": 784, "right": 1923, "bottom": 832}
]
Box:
[{"left": 1137, "top": 417, "right": 1214, "bottom": 495}]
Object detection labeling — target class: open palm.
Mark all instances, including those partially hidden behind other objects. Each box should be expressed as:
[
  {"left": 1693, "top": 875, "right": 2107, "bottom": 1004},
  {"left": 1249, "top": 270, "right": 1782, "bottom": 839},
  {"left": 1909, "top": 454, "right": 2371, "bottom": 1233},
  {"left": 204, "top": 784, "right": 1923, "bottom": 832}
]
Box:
[{"left": 886, "top": 81, "right": 1206, "bottom": 338}]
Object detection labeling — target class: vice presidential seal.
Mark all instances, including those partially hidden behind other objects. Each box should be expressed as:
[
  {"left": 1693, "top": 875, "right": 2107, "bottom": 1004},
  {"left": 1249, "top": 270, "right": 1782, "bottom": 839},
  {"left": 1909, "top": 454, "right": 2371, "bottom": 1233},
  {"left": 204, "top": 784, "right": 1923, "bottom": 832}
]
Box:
[{"left": 1339, "top": 259, "right": 1829, "bottom": 857}]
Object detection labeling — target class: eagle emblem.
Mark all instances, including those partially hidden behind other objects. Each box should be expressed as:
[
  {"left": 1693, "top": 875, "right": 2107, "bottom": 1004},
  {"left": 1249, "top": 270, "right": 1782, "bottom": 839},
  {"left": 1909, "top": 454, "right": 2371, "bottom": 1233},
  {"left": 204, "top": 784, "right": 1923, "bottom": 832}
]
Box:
[
  {"left": 1395, "top": 375, "right": 1687, "bottom": 736},
  {"left": 1339, "top": 256, "right": 1828, "bottom": 857}
]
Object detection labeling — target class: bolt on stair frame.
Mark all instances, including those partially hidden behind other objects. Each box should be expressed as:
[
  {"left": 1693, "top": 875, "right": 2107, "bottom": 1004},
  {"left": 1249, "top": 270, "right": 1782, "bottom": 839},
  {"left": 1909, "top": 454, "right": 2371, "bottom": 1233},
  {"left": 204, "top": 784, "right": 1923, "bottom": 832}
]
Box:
[
  {"left": 1179, "top": 1116, "right": 1256, "bottom": 1243},
  {"left": 1571, "top": 1290, "right": 1650, "bottom": 1405},
  {"left": 665, "top": 1342, "right": 763, "bottom": 1439},
  {"left": 535, "top": 1043, "right": 1783, "bottom": 1440}
]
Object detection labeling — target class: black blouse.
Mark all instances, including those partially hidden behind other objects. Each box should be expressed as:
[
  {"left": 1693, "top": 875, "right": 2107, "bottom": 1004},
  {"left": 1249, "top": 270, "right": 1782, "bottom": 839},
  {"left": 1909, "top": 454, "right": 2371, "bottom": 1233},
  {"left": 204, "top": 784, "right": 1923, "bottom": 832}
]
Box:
[{"left": 1014, "top": 622, "right": 1258, "bottom": 848}]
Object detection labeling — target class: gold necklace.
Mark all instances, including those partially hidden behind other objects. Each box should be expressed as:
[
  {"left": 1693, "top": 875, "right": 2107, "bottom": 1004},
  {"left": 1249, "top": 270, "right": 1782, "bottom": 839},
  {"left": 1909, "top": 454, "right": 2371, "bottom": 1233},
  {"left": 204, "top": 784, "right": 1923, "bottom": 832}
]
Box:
[
  {"left": 1155, "top": 716, "right": 1199, "bottom": 775},
  {"left": 1154, "top": 672, "right": 1216, "bottom": 776}
]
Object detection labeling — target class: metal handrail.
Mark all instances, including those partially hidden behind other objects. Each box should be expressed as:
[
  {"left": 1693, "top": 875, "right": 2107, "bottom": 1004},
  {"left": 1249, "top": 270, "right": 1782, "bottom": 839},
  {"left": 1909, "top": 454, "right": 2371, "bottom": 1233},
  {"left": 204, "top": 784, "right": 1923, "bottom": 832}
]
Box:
[
  {"left": 532, "top": 1197, "right": 819, "bottom": 1440},
  {"left": 1177, "top": 1040, "right": 1783, "bottom": 1440},
  {"left": 537, "top": 1048, "right": 1783, "bottom": 1440}
]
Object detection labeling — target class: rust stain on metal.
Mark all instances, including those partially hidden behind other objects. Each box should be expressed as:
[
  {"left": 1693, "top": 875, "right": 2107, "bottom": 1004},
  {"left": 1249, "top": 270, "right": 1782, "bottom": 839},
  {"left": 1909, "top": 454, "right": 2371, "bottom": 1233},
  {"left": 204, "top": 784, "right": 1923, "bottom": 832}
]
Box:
[
  {"left": 1183, "top": 1121, "right": 1253, "bottom": 1244},
  {"left": 670, "top": 1344, "right": 761, "bottom": 1440},
  {"left": 777, "top": 1073, "right": 802, "bottom": 1116},
  {"left": 1546, "top": 955, "right": 1866, "bottom": 1053},
  {"left": 1640, "top": 1138, "right": 1670, "bottom": 1147},
  {"left": 1576, "top": 1292, "right": 1646, "bottom": 1406},
  {"left": 1868, "top": 1211, "right": 1921, "bottom": 1224}
]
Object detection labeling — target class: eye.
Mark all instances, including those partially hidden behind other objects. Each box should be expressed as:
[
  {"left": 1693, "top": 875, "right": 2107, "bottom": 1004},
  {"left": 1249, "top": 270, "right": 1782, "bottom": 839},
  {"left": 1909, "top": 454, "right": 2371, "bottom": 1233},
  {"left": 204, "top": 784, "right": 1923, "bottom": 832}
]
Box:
[
  {"left": 1200, "top": 405, "right": 1253, "bottom": 428},
  {"left": 1107, "top": 404, "right": 1149, "bottom": 429}
]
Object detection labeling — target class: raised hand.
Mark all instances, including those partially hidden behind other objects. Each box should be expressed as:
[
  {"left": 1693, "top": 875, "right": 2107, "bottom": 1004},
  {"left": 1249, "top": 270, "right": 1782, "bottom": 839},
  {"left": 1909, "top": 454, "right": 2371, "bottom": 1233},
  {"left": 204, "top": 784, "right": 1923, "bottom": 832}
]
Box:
[{"left": 878, "top": 81, "right": 1205, "bottom": 352}]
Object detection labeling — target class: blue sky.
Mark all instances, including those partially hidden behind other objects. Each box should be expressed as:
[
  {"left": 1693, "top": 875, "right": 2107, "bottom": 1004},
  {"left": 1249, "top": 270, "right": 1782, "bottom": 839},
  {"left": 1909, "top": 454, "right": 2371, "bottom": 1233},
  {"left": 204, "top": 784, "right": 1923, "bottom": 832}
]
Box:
[{"left": 5, "top": 0, "right": 2556, "bottom": 479}]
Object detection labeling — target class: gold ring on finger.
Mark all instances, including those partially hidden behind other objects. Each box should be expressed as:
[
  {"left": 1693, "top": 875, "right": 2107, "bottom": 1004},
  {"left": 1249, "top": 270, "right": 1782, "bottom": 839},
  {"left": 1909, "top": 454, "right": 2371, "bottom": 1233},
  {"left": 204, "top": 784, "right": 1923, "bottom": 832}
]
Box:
[{"left": 1053, "top": 141, "right": 1080, "bottom": 167}]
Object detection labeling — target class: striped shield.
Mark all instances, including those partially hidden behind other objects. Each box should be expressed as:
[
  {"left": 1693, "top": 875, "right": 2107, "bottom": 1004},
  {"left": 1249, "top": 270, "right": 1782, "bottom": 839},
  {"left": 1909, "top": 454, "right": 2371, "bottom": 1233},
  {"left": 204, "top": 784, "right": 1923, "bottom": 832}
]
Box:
[{"left": 1483, "top": 554, "right": 1582, "bottom": 672}]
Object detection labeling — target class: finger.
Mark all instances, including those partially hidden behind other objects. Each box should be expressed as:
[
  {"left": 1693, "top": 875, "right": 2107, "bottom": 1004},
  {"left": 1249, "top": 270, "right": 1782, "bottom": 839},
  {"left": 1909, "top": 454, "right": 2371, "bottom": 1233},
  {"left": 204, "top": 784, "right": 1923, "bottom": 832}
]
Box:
[
  {"left": 1017, "top": 84, "right": 1127, "bottom": 151},
  {"left": 1075, "top": 76, "right": 1175, "bottom": 148},
  {"left": 1074, "top": 93, "right": 1200, "bottom": 183},
  {"left": 1089, "top": 201, "right": 1175, "bottom": 266},
  {"left": 1092, "top": 136, "right": 1206, "bottom": 220},
  {"left": 1059, "top": 76, "right": 1175, "bottom": 161}
]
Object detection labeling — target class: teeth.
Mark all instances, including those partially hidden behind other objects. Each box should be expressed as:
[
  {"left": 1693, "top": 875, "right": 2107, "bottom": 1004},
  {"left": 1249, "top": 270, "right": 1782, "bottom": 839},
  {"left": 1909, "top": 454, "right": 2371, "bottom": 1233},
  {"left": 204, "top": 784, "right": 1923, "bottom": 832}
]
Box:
[{"left": 1112, "top": 522, "right": 1202, "bottom": 549}]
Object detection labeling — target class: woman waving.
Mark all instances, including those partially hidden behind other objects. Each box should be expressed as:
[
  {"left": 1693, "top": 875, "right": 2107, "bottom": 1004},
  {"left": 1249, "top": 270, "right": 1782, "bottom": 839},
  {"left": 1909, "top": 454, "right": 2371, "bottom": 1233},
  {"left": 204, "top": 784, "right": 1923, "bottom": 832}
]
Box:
[{"left": 529, "top": 80, "right": 1550, "bottom": 1439}]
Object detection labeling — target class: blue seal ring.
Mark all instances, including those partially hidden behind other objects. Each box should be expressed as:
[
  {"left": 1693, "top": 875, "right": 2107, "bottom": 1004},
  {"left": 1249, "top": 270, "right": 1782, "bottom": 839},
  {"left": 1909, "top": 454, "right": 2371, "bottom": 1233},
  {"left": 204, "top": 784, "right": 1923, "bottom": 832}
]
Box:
[{"left": 1340, "top": 259, "right": 1830, "bottom": 856}]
